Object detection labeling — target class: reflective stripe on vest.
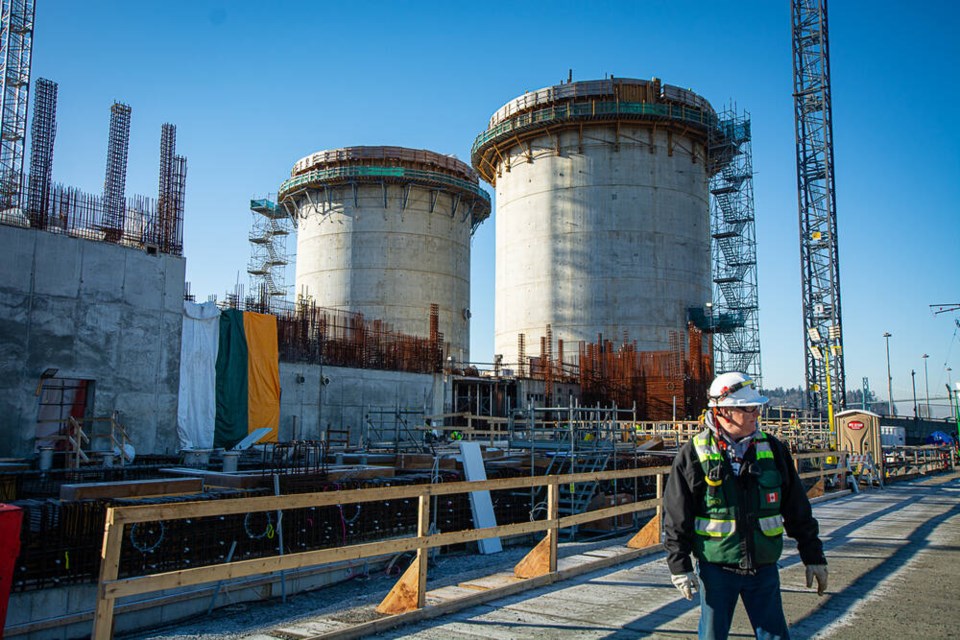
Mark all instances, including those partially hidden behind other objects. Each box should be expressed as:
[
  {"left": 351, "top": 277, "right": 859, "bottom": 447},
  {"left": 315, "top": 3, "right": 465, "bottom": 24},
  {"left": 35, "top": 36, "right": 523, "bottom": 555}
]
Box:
[
  {"left": 758, "top": 514, "right": 784, "bottom": 535},
  {"left": 695, "top": 517, "right": 735, "bottom": 537},
  {"left": 755, "top": 438, "right": 774, "bottom": 460},
  {"left": 693, "top": 433, "right": 722, "bottom": 462}
]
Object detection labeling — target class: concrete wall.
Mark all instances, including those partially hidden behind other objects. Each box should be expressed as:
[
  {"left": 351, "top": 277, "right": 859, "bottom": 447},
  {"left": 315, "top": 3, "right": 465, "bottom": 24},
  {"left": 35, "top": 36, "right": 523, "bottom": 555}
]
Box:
[
  {"left": 0, "top": 225, "right": 185, "bottom": 458},
  {"left": 493, "top": 124, "right": 711, "bottom": 367},
  {"left": 294, "top": 183, "right": 473, "bottom": 362},
  {"left": 278, "top": 362, "right": 442, "bottom": 445}
]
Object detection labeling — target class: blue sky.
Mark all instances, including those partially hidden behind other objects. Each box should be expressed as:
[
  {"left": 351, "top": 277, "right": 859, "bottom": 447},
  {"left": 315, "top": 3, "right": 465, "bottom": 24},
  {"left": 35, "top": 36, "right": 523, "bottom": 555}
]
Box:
[{"left": 30, "top": 1, "right": 960, "bottom": 413}]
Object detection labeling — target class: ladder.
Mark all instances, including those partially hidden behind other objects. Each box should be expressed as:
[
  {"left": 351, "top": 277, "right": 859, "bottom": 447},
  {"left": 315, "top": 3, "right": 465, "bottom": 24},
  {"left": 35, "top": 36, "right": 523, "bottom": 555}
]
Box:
[{"left": 543, "top": 449, "right": 612, "bottom": 539}]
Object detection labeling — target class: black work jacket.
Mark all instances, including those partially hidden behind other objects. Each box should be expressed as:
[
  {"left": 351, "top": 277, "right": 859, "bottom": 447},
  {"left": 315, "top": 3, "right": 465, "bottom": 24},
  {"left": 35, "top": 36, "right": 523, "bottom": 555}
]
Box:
[{"left": 661, "top": 428, "right": 826, "bottom": 574}]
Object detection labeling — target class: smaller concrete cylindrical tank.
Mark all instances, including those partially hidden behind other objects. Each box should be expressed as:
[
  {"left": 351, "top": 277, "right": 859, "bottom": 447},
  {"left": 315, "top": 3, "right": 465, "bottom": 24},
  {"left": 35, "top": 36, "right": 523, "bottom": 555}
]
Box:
[{"left": 278, "top": 147, "right": 491, "bottom": 360}]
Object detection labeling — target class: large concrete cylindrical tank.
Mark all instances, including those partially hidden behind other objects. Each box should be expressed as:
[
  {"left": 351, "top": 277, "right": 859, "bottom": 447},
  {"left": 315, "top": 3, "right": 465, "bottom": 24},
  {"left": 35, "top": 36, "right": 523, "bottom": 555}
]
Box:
[
  {"left": 278, "top": 146, "right": 490, "bottom": 360},
  {"left": 471, "top": 77, "right": 720, "bottom": 367}
]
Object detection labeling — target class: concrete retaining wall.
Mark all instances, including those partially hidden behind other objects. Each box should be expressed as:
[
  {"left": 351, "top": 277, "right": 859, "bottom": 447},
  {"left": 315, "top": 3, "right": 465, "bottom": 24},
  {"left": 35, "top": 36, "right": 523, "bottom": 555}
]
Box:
[
  {"left": 277, "top": 362, "right": 443, "bottom": 445},
  {"left": 0, "top": 225, "right": 186, "bottom": 458}
]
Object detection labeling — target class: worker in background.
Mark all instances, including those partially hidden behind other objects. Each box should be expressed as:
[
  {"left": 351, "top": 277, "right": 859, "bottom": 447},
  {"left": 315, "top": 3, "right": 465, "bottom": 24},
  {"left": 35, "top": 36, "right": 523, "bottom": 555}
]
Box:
[{"left": 662, "top": 371, "right": 828, "bottom": 640}]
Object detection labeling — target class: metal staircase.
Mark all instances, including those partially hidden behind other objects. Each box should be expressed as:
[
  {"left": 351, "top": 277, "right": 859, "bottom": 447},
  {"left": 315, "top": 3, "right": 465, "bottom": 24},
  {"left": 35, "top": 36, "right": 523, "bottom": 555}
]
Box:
[{"left": 543, "top": 448, "right": 612, "bottom": 539}]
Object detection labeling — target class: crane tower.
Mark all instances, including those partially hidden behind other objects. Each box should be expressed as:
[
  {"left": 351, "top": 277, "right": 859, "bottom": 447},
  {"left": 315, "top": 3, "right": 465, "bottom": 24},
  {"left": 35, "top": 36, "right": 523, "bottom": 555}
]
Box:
[
  {"left": 792, "top": 0, "right": 845, "bottom": 412},
  {"left": 0, "top": 0, "right": 36, "bottom": 211}
]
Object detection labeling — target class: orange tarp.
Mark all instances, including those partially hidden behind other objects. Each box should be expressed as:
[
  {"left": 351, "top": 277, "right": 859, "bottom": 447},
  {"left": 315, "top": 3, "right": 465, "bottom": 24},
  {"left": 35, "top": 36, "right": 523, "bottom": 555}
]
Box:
[{"left": 243, "top": 311, "right": 280, "bottom": 441}]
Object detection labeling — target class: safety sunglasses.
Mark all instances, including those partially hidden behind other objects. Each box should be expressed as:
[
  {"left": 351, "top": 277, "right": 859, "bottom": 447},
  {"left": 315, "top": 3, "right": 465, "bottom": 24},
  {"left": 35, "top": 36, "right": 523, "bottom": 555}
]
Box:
[{"left": 729, "top": 405, "right": 760, "bottom": 415}]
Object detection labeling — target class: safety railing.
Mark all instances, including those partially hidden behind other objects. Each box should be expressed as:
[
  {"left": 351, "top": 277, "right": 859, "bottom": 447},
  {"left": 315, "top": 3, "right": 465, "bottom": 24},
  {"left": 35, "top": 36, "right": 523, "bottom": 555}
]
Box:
[
  {"left": 278, "top": 165, "right": 492, "bottom": 209},
  {"left": 92, "top": 465, "right": 670, "bottom": 637},
  {"left": 471, "top": 100, "right": 720, "bottom": 157},
  {"left": 91, "top": 450, "right": 851, "bottom": 638},
  {"left": 883, "top": 446, "right": 956, "bottom": 479}
]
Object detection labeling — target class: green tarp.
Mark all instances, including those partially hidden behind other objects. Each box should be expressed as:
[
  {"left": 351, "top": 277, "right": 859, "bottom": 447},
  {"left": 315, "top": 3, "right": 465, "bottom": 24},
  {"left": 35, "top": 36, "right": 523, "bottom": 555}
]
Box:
[{"left": 214, "top": 309, "right": 249, "bottom": 449}]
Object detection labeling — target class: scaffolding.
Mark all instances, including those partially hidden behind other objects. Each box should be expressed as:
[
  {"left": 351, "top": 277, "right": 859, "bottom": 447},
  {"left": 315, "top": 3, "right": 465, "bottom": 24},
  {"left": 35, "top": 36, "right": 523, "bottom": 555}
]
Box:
[
  {"left": 707, "top": 107, "right": 762, "bottom": 383},
  {"left": 101, "top": 102, "right": 131, "bottom": 233},
  {"left": 0, "top": 0, "right": 35, "bottom": 211},
  {"left": 248, "top": 197, "right": 292, "bottom": 304},
  {"left": 26, "top": 76, "right": 55, "bottom": 228}
]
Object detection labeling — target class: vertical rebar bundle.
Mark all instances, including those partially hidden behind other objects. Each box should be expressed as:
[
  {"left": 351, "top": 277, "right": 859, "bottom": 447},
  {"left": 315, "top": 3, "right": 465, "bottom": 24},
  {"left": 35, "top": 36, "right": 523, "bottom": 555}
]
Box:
[
  {"left": 0, "top": 0, "right": 36, "bottom": 212},
  {"left": 101, "top": 102, "right": 131, "bottom": 232},
  {"left": 170, "top": 153, "right": 186, "bottom": 253},
  {"left": 157, "top": 123, "right": 181, "bottom": 252},
  {"left": 26, "top": 76, "right": 55, "bottom": 228}
]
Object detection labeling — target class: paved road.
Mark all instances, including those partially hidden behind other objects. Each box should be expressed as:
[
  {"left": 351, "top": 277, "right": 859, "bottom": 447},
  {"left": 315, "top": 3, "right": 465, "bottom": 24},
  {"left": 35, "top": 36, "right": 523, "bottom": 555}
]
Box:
[{"left": 363, "top": 473, "right": 960, "bottom": 639}]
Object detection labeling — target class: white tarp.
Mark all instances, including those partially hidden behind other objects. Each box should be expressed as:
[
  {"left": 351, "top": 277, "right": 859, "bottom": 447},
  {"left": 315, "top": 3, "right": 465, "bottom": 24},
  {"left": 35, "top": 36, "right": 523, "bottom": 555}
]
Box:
[{"left": 177, "top": 300, "right": 221, "bottom": 450}]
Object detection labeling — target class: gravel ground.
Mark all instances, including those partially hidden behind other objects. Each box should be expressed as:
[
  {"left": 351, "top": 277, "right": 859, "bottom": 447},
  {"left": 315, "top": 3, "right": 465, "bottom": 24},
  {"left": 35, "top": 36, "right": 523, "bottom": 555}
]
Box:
[{"left": 120, "top": 532, "right": 638, "bottom": 639}]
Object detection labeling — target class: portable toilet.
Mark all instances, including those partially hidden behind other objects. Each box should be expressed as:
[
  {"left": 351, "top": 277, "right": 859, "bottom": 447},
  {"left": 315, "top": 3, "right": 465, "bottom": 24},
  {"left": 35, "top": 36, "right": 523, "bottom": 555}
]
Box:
[{"left": 836, "top": 409, "right": 883, "bottom": 469}]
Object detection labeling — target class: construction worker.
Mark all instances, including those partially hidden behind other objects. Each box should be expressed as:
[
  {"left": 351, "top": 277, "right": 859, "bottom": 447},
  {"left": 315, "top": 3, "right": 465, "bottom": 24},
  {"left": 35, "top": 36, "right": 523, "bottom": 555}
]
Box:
[{"left": 662, "top": 371, "right": 828, "bottom": 640}]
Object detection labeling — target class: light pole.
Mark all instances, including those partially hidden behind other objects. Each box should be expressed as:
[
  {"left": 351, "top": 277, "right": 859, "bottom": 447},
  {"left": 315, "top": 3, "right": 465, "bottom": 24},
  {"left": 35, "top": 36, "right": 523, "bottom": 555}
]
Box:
[
  {"left": 883, "top": 332, "right": 893, "bottom": 416},
  {"left": 911, "top": 369, "right": 918, "bottom": 419},
  {"left": 921, "top": 354, "right": 930, "bottom": 418}
]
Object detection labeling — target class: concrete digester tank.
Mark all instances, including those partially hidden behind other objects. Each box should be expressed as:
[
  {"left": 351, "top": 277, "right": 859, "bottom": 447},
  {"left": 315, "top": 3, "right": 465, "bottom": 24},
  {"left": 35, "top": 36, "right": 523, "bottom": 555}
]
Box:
[
  {"left": 278, "top": 146, "right": 491, "bottom": 360},
  {"left": 471, "top": 77, "right": 722, "bottom": 367}
]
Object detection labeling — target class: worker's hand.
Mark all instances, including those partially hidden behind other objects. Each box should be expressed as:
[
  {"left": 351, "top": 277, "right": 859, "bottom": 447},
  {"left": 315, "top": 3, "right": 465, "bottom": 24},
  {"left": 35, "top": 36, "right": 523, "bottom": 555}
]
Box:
[
  {"left": 805, "top": 564, "right": 828, "bottom": 595},
  {"left": 671, "top": 572, "right": 698, "bottom": 600}
]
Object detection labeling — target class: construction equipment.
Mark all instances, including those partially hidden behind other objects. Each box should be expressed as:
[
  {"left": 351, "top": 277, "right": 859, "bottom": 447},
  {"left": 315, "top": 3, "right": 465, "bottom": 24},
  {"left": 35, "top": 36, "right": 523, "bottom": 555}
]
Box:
[{"left": 792, "top": 0, "right": 846, "bottom": 414}]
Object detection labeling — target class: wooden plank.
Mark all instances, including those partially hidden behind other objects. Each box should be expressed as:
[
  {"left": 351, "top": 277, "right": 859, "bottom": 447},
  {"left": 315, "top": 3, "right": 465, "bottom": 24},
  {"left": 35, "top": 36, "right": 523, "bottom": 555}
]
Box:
[
  {"left": 159, "top": 467, "right": 267, "bottom": 489},
  {"left": 460, "top": 572, "right": 525, "bottom": 590},
  {"left": 60, "top": 478, "right": 203, "bottom": 501},
  {"left": 110, "top": 465, "right": 675, "bottom": 525},
  {"left": 326, "top": 465, "right": 396, "bottom": 481},
  {"left": 91, "top": 508, "right": 123, "bottom": 639},
  {"left": 514, "top": 533, "right": 553, "bottom": 579},
  {"left": 375, "top": 494, "right": 431, "bottom": 614},
  {"left": 375, "top": 553, "right": 425, "bottom": 615},
  {"left": 806, "top": 478, "right": 825, "bottom": 499},
  {"left": 627, "top": 513, "right": 661, "bottom": 549}
]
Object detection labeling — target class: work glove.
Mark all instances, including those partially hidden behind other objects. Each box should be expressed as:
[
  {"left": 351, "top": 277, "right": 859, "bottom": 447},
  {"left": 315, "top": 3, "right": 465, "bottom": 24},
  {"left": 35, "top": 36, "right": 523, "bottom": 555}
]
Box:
[
  {"left": 805, "top": 564, "right": 828, "bottom": 596},
  {"left": 671, "top": 572, "right": 698, "bottom": 600}
]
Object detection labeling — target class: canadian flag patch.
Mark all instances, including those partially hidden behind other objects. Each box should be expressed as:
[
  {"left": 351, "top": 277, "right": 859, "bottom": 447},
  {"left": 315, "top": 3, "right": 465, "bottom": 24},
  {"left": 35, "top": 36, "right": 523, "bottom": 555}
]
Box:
[{"left": 766, "top": 491, "right": 778, "bottom": 504}]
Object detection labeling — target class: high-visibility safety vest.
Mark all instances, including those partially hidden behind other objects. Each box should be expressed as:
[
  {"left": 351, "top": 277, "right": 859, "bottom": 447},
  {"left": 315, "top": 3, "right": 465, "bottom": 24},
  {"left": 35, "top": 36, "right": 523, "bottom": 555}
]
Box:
[{"left": 691, "top": 429, "right": 784, "bottom": 566}]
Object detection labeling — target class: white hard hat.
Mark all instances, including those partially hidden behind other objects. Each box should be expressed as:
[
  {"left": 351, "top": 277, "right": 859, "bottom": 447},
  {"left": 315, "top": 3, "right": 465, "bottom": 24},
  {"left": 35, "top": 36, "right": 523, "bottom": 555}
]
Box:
[{"left": 708, "top": 371, "right": 768, "bottom": 407}]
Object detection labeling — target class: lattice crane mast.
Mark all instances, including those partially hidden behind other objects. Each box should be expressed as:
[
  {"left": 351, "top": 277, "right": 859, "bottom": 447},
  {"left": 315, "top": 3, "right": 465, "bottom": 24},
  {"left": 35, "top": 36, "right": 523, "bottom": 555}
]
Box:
[
  {"left": 792, "top": 0, "right": 845, "bottom": 414},
  {"left": 0, "top": 0, "right": 36, "bottom": 211}
]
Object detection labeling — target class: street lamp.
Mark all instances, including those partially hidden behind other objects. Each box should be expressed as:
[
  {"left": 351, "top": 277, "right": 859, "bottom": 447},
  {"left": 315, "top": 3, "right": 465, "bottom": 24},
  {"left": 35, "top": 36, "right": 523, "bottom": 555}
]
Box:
[
  {"left": 921, "top": 354, "right": 930, "bottom": 418},
  {"left": 911, "top": 369, "right": 918, "bottom": 419},
  {"left": 883, "top": 332, "right": 893, "bottom": 416}
]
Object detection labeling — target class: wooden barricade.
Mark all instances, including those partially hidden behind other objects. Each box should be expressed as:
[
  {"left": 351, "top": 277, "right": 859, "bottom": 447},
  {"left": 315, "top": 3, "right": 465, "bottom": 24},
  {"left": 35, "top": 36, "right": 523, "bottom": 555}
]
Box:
[{"left": 91, "top": 450, "right": 848, "bottom": 638}]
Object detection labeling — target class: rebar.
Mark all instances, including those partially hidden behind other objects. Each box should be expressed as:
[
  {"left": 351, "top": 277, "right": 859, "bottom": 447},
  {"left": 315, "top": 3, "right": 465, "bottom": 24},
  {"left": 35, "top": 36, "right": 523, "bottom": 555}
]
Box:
[
  {"left": 26, "top": 76, "right": 55, "bottom": 228},
  {"left": 102, "top": 102, "right": 131, "bottom": 233}
]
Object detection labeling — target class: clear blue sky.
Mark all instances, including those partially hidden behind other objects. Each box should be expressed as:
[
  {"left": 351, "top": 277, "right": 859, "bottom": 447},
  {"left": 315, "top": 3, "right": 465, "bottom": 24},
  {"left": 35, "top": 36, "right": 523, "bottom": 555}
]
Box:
[{"left": 30, "top": 1, "right": 960, "bottom": 413}]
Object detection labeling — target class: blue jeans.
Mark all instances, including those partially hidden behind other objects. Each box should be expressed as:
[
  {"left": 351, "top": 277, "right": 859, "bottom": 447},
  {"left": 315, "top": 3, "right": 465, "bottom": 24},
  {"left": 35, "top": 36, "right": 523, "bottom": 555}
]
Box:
[{"left": 696, "top": 561, "right": 790, "bottom": 640}]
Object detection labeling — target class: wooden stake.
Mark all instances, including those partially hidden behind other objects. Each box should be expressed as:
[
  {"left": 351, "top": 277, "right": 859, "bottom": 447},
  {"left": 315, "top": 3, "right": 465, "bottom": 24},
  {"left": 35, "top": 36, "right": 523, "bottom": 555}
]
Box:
[
  {"left": 514, "top": 480, "right": 558, "bottom": 579},
  {"left": 92, "top": 508, "right": 124, "bottom": 639},
  {"left": 376, "top": 494, "right": 430, "bottom": 614}
]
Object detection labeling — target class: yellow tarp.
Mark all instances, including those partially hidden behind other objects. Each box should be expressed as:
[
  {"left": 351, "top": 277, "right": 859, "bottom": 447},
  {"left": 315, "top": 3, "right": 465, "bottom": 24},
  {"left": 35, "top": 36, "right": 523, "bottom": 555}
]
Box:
[{"left": 243, "top": 311, "right": 280, "bottom": 441}]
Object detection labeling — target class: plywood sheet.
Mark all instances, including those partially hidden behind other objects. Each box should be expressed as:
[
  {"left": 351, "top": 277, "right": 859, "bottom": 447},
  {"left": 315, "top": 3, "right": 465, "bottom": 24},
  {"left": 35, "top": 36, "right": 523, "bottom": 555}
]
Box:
[{"left": 459, "top": 441, "right": 502, "bottom": 554}]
